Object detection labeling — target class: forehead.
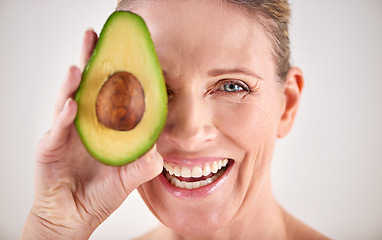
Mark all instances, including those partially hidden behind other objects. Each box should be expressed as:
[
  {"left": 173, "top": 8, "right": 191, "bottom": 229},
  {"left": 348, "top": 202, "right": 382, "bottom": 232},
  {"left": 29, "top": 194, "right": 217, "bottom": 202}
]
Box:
[{"left": 120, "top": 0, "right": 275, "bottom": 78}]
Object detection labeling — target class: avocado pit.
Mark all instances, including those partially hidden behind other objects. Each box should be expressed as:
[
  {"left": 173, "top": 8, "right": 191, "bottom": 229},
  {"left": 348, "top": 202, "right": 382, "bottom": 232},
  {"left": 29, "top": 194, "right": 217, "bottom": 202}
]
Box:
[{"left": 96, "top": 71, "right": 145, "bottom": 131}]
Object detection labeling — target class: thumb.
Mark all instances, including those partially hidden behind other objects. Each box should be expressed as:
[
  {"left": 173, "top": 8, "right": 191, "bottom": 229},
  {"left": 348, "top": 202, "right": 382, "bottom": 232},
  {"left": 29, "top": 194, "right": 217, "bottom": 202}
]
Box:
[
  {"left": 120, "top": 145, "right": 163, "bottom": 194},
  {"left": 36, "top": 98, "right": 77, "bottom": 163}
]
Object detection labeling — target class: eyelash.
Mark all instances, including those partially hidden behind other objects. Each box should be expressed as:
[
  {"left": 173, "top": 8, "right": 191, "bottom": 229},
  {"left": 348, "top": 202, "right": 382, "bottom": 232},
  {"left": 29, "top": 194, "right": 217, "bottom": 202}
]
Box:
[
  {"left": 166, "top": 79, "right": 252, "bottom": 101},
  {"left": 213, "top": 79, "right": 250, "bottom": 94}
]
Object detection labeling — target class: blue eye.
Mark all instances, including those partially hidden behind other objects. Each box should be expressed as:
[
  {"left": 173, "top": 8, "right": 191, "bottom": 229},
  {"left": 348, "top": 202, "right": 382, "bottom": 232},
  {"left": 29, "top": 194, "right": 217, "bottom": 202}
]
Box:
[
  {"left": 223, "top": 83, "right": 243, "bottom": 92},
  {"left": 207, "top": 79, "right": 251, "bottom": 97},
  {"left": 217, "top": 80, "right": 249, "bottom": 93}
]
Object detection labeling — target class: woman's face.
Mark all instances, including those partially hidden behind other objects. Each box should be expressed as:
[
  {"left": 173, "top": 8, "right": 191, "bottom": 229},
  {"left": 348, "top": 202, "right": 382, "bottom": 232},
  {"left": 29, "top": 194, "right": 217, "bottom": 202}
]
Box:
[{"left": 125, "top": 0, "right": 287, "bottom": 236}]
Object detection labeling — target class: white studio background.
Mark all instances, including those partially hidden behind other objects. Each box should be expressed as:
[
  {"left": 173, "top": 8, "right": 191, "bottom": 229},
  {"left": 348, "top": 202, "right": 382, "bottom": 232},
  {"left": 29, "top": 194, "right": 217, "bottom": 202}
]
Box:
[{"left": 0, "top": 0, "right": 381, "bottom": 239}]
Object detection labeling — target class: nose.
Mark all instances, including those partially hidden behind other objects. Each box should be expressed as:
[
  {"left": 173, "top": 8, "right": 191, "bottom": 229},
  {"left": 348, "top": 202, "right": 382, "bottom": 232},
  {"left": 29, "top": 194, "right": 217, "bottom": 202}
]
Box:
[{"left": 163, "top": 93, "right": 218, "bottom": 152}]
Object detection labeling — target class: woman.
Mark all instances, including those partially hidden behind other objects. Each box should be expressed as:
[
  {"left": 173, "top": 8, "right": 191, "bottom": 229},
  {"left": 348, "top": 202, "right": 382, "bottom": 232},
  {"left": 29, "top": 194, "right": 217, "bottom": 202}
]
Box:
[{"left": 22, "top": 0, "right": 329, "bottom": 239}]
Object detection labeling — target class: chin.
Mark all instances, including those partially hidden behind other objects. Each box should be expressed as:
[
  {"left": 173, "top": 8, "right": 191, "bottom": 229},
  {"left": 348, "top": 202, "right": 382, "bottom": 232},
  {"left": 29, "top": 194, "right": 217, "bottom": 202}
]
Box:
[
  {"left": 156, "top": 203, "right": 233, "bottom": 237},
  {"left": 137, "top": 160, "right": 241, "bottom": 236}
]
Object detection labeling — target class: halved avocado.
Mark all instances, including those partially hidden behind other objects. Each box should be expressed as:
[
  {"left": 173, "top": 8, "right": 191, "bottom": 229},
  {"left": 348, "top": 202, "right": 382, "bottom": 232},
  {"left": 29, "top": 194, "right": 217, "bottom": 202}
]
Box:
[{"left": 75, "top": 11, "right": 167, "bottom": 166}]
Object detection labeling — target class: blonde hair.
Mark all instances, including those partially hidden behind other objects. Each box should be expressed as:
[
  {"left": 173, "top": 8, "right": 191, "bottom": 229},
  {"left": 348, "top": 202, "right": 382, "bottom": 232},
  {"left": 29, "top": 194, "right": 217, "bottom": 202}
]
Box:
[
  {"left": 227, "top": 0, "right": 291, "bottom": 82},
  {"left": 117, "top": 0, "right": 291, "bottom": 82}
]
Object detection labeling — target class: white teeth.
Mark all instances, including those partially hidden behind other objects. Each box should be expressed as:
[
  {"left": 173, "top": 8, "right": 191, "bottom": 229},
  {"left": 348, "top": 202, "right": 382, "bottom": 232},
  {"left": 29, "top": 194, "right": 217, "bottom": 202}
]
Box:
[
  {"left": 180, "top": 167, "right": 191, "bottom": 178},
  {"left": 171, "top": 177, "right": 178, "bottom": 186},
  {"left": 164, "top": 170, "right": 225, "bottom": 189},
  {"left": 202, "top": 164, "right": 211, "bottom": 176},
  {"left": 163, "top": 159, "right": 229, "bottom": 189},
  {"left": 222, "top": 158, "right": 229, "bottom": 166},
  {"left": 211, "top": 161, "right": 219, "bottom": 173},
  {"left": 173, "top": 166, "right": 181, "bottom": 177},
  {"left": 206, "top": 178, "right": 213, "bottom": 184},
  {"left": 191, "top": 166, "right": 203, "bottom": 178},
  {"left": 192, "top": 181, "right": 200, "bottom": 189},
  {"left": 179, "top": 181, "right": 186, "bottom": 188},
  {"left": 185, "top": 182, "right": 193, "bottom": 190},
  {"left": 164, "top": 159, "right": 229, "bottom": 179},
  {"left": 200, "top": 180, "right": 208, "bottom": 187},
  {"left": 164, "top": 162, "right": 174, "bottom": 175},
  {"left": 168, "top": 165, "right": 174, "bottom": 175}
]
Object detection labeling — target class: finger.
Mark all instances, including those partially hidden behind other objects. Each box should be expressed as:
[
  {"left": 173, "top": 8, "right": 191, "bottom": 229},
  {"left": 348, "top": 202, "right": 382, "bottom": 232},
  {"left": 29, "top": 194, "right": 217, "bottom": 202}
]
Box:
[
  {"left": 37, "top": 98, "right": 78, "bottom": 163},
  {"left": 79, "top": 29, "right": 98, "bottom": 71},
  {"left": 120, "top": 145, "right": 164, "bottom": 194},
  {"left": 54, "top": 66, "right": 81, "bottom": 120}
]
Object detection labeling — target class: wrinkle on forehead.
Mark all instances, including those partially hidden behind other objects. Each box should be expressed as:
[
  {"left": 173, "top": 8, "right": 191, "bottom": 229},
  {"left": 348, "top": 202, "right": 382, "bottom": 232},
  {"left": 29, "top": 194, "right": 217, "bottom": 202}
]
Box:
[{"left": 118, "top": 0, "right": 275, "bottom": 81}]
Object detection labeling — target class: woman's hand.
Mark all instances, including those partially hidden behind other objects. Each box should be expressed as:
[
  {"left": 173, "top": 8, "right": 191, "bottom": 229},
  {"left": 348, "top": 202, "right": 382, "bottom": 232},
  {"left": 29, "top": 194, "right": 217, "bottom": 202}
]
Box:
[{"left": 21, "top": 29, "right": 164, "bottom": 240}]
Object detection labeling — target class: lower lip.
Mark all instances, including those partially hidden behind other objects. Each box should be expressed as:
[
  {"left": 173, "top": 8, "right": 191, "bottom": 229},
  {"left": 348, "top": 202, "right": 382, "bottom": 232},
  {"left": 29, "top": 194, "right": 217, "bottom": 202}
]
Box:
[{"left": 157, "top": 160, "right": 234, "bottom": 200}]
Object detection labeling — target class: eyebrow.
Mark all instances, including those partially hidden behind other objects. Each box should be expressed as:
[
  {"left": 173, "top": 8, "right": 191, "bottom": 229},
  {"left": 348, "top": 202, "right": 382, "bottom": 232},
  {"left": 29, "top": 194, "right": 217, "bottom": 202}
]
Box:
[{"left": 207, "top": 67, "right": 264, "bottom": 80}]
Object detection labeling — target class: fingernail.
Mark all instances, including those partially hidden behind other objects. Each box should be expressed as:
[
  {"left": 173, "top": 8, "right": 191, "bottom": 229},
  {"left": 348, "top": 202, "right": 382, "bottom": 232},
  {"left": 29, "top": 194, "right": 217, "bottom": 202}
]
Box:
[
  {"left": 64, "top": 98, "right": 72, "bottom": 110},
  {"left": 68, "top": 65, "right": 80, "bottom": 78},
  {"left": 143, "top": 148, "right": 157, "bottom": 164},
  {"left": 146, "top": 150, "right": 156, "bottom": 163},
  {"left": 85, "top": 27, "right": 94, "bottom": 33}
]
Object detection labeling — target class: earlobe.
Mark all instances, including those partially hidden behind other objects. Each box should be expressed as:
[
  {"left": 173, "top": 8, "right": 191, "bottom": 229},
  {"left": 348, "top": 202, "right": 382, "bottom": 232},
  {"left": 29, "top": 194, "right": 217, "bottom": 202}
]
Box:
[{"left": 277, "top": 67, "right": 304, "bottom": 138}]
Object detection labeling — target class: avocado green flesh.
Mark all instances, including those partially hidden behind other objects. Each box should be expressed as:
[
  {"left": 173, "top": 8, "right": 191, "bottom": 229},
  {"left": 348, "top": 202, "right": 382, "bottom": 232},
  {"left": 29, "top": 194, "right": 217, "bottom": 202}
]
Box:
[{"left": 75, "top": 11, "right": 167, "bottom": 166}]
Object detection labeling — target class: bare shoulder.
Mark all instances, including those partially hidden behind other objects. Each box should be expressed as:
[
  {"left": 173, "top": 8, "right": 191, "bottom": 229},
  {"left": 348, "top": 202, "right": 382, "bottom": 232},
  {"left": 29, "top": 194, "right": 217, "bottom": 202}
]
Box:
[
  {"left": 133, "top": 226, "right": 169, "bottom": 240},
  {"left": 282, "top": 210, "right": 331, "bottom": 240}
]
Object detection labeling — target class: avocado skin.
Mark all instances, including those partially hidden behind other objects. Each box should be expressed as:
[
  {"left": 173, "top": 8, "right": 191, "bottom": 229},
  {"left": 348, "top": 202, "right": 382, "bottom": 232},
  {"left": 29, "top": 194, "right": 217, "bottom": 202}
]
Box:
[{"left": 74, "top": 11, "right": 167, "bottom": 166}]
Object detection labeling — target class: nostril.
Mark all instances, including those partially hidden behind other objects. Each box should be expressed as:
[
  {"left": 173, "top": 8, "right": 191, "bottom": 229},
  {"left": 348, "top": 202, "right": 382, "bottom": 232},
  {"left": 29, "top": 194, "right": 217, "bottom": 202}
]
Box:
[{"left": 164, "top": 123, "right": 218, "bottom": 151}]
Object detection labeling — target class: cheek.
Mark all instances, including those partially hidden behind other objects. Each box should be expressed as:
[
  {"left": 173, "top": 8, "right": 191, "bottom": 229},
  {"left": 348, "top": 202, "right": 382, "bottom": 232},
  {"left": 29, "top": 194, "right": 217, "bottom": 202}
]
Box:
[
  {"left": 214, "top": 98, "right": 279, "bottom": 151},
  {"left": 213, "top": 94, "right": 283, "bottom": 189},
  {"left": 210, "top": 97, "right": 281, "bottom": 219}
]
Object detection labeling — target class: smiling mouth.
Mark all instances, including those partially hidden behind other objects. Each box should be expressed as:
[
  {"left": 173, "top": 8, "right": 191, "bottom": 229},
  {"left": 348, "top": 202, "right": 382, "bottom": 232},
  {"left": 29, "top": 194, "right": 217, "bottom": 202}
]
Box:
[{"left": 162, "top": 159, "right": 231, "bottom": 189}]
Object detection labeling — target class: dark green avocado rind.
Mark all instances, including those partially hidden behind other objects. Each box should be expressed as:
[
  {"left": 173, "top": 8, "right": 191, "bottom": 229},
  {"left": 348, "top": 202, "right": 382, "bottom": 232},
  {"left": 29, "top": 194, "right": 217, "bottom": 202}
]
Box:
[{"left": 74, "top": 11, "right": 167, "bottom": 166}]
